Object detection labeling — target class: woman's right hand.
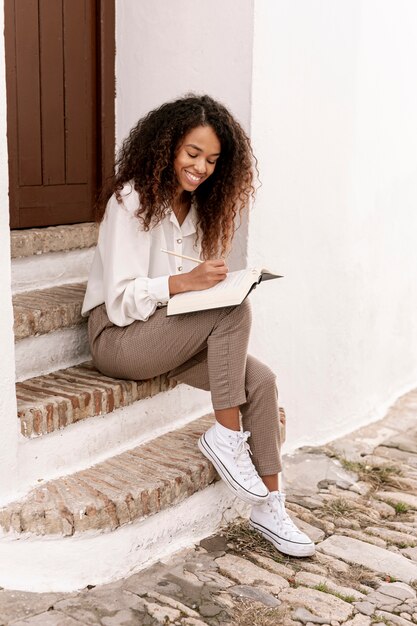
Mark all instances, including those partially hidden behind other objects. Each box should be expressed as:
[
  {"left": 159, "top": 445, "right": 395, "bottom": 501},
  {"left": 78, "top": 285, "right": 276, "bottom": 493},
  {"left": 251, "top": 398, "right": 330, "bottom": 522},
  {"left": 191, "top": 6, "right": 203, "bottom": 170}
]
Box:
[
  {"left": 187, "top": 260, "right": 228, "bottom": 291},
  {"left": 169, "top": 260, "right": 228, "bottom": 295}
]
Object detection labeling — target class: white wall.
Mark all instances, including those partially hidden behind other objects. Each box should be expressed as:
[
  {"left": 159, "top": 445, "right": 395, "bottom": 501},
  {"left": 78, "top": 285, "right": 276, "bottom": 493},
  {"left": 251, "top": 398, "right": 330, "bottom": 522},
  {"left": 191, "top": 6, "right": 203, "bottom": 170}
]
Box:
[
  {"left": 116, "top": 0, "right": 254, "bottom": 141},
  {"left": 116, "top": 0, "right": 255, "bottom": 268},
  {"left": 250, "top": 0, "right": 417, "bottom": 450},
  {"left": 0, "top": 0, "right": 19, "bottom": 503}
]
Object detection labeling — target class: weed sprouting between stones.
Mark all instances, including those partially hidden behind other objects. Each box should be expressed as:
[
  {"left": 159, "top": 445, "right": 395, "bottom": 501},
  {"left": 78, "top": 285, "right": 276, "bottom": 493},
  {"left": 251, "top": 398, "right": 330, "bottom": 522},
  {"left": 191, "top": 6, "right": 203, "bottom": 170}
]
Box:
[
  {"left": 391, "top": 500, "right": 410, "bottom": 515},
  {"left": 321, "top": 497, "right": 357, "bottom": 519},
  {"left": 339, "top": 459, "right": 403, "bottom": 490},
  {"left": 313, "top": 582, "right": 356, "bottom": 603},
  {"left": 372, "top": 615, "right": 393, "bottom": 626},
  {"left": 383, "top": 574, "right": 398, "bottom": 583}
]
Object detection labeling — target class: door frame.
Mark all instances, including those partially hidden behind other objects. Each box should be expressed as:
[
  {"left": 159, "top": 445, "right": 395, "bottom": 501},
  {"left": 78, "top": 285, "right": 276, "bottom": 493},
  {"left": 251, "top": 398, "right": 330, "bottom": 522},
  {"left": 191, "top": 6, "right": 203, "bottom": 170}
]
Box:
[{"left": 97, "top": 0, "right": 115, "bottom": 196}]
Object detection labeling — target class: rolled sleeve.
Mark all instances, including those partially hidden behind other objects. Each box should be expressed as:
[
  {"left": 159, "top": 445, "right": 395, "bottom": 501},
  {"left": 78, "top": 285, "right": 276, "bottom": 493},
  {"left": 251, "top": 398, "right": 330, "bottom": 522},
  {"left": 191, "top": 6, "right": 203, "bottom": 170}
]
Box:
[{"left": 147, "top": 275, "right": 170, "bottom": 305}]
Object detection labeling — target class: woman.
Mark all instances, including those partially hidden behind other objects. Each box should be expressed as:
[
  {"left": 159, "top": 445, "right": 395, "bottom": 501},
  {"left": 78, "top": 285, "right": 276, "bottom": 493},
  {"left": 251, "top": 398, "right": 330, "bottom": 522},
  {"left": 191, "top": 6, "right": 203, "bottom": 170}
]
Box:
[{"left": 82, "top": 94, "right": 314, "bottom": 557}]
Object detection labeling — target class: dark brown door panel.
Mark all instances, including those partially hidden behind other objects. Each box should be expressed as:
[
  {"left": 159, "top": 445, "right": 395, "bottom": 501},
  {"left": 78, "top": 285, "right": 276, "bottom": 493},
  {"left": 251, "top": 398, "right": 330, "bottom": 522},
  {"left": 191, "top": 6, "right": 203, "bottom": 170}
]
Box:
[{"left": 5, "top": 0, "right": 115, "bottom": 229}]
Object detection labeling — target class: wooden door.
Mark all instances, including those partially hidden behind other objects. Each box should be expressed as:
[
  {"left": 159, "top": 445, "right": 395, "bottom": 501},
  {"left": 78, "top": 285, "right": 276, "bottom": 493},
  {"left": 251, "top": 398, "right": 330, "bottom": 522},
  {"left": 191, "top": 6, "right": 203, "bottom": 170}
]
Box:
[{"left": 5, "top": 0, "right": 115, "bottom": 228}]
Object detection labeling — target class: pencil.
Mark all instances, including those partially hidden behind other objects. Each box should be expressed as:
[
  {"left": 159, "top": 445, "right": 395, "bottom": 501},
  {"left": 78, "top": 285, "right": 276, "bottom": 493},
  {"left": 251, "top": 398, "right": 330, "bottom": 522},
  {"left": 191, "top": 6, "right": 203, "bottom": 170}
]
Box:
[{"left": 161, "top": 248, "right": 203, "bottom": 264}]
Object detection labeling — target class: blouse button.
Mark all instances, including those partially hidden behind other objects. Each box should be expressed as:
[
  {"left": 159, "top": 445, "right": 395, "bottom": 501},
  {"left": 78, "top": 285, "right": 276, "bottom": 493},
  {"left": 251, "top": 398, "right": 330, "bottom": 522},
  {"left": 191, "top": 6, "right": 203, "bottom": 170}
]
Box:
[
  {"left": 178, "top": 265, "right": 183, "bottom": 272},
  {"left": 177, "top": 238, "right": 182, "bottom": 244}
]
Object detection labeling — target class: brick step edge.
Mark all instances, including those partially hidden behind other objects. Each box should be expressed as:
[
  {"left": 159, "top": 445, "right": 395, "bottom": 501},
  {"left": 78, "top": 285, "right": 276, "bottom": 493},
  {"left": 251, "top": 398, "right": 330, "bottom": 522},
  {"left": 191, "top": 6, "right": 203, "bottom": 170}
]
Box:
[
  {"left": 17, "top": 361, "right": 177, "bottom": 438},
  {"left": 13, "top": 282, "right": 87, "bottom": 341},
  {"left": 11, "top": 222, "right": 98, "bottom": 259},
  {"left": 0, "top": 414, "right": 217, "bottom": 537}
]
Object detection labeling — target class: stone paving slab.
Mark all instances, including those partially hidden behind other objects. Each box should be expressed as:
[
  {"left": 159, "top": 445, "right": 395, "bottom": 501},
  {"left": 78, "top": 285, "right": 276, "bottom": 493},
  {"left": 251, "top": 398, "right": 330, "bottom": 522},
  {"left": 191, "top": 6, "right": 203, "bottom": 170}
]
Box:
[
  {"left": 317, "top": 535, "right": 417, "bottom": 584},
  {"left": 0, "top": 590, "right": 69, "bottom": 625},
  {"left": 2, "top": 389, "right": 417, "bottom": 625},
  {"left": 11, "top": 613, "right": 81, "bottom": 626}
]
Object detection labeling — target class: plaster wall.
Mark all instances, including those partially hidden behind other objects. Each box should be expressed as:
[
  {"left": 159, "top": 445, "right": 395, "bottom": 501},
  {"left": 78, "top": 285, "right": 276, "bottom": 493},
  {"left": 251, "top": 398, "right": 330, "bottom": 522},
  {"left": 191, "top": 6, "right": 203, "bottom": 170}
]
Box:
[
  {"left": 0, "top": 0, "right": 19, "bottom": 502},
  {"left": 115, "top": 0, "right": 254, "bottom": 268},
  {"left": 250, "top": 1, "right": 417, "bottom": 450}
]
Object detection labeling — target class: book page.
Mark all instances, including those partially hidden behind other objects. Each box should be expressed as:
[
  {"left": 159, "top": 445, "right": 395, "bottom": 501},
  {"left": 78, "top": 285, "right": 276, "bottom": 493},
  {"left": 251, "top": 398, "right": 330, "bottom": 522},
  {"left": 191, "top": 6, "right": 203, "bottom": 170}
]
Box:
[{"left": 167, "top": 269, "right": 259, "bottom": 314}]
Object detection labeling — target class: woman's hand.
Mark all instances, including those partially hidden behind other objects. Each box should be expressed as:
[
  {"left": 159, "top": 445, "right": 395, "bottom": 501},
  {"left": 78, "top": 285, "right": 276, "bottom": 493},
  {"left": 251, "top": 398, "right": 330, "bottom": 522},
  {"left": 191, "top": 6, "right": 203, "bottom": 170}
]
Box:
[
  {"left": 169, "top": 260, "right": 228, "bottom": 295},
  {"left": 187, "top": 260, "right": 228, "bottom": 290}
]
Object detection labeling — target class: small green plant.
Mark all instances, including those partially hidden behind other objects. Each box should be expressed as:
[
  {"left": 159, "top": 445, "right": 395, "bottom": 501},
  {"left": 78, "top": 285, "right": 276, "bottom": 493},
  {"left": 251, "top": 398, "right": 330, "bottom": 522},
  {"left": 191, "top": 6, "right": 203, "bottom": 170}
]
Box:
[
  {"left": 393, "top": 501, "right": 410, "bottom": 515},
  {"left": 340, "top": 459, "right": 366, "bottom": 473},
  {"left": 371, "top": 615, "right": 392, "bottom": 626},
  {"left": 384, "top": 574, "right": 397, "bottom": 583},
  {"left": 313, "top": 582, "right": 355, "bottom": 603}
]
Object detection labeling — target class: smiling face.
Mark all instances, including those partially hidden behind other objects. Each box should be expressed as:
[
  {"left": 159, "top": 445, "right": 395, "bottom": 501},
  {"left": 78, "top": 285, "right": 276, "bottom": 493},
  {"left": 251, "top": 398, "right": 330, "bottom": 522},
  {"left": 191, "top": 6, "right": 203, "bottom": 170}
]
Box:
[{"left": 173, "top": 125, "right": 221, "bottom": 193}]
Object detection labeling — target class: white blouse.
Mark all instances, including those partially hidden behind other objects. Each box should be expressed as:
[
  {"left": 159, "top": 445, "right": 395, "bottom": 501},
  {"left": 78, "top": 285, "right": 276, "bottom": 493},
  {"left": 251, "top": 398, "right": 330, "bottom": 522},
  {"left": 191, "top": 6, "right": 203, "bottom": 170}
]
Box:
[{"left": 81, "top": 183, "right": 202, "bottom": 326}]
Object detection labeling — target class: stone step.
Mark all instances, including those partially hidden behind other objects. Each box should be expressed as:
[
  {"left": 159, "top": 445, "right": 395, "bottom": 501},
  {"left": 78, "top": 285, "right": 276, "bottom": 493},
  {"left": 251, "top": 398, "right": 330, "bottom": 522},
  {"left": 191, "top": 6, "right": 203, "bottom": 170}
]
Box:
[
  {"left": 0, "top": 414, "right": 216, "bottom": 537},
  {"left": 13, "top": 282, "right": 86, "bottom": 341},
  {"left": 11, "top": 223, "right": 98, "bottom": 259},
  {"left": 16, "top": 360, "right": 286, "bottom": 441},
  {"left": 11, "top": 224, "right": 96, "bottom": 295},
  {"left": 16, "top": 361, "right": 177, "bottom": 438}
]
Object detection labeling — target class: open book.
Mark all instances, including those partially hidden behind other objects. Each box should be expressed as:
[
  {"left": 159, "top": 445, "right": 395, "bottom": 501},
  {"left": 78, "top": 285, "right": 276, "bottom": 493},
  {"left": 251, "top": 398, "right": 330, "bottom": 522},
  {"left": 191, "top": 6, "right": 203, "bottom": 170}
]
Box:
[{"left": 167, "top": 268, "right": 282, "bottom": 316}]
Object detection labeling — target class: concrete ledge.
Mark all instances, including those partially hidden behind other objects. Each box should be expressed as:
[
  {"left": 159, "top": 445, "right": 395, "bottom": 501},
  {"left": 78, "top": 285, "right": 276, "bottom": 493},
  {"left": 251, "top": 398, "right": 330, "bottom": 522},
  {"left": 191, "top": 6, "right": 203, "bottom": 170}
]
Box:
[
  {"left": 11, "top": 223, "right": 98, "bottom": 259},
  {"left": 13, "top": 283, "right": 86, "bottom": 341},
  {"left": 16, "top": 361, "right": 177, "bottom": 438},
  {"left": 0, "top": 414, "right": 216, "bottom": 538}
]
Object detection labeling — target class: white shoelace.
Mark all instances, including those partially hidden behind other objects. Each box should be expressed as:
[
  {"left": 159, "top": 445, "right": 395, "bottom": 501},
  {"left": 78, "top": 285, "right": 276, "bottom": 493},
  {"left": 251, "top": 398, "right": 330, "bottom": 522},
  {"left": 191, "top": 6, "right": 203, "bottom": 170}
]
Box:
[
  {"left": 230, "top": 431, "right": 260, "bottom": 485},
  {"left": 270, "top": 494, "right": 304, "bottom": 535}
]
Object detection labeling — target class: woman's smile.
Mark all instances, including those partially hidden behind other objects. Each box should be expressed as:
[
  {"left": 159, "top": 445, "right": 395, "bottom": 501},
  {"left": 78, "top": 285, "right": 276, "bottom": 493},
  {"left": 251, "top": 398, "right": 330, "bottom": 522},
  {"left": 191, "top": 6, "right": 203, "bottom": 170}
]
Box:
[{"left": 184, "top": 170, "right": 204, "bottom": 184}]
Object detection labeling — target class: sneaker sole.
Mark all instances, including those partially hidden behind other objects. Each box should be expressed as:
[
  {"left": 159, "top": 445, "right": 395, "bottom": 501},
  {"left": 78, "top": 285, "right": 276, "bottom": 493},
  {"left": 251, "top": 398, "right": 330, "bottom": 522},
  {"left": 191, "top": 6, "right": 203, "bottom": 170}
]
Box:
[
  {"left": 249, "top": 518, "right": 316, "bottom": 557},
  {"left": 198, "top": 434, "right": 269, "bottom": 505}
]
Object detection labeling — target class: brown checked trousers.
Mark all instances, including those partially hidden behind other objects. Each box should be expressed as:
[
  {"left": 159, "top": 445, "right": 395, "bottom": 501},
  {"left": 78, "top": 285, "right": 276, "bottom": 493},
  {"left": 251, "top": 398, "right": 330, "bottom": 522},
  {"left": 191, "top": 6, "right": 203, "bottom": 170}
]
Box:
[{"left": 88, "top": 299, "right": 282, "bottom": 476}]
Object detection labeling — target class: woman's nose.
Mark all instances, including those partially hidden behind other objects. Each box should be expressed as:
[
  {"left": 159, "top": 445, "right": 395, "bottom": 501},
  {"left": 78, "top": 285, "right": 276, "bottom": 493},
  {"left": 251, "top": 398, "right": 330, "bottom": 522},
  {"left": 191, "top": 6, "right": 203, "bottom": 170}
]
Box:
[{"left": 194, "top": 157, "right": 207, "bottom": 174}]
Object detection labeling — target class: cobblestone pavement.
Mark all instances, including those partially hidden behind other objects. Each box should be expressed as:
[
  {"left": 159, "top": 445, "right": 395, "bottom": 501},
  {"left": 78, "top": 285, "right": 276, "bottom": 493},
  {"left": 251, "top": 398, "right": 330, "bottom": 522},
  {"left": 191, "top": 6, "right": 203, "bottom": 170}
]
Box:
[{"left": 1, "top": 390, "right": 417, "bottom": 626}]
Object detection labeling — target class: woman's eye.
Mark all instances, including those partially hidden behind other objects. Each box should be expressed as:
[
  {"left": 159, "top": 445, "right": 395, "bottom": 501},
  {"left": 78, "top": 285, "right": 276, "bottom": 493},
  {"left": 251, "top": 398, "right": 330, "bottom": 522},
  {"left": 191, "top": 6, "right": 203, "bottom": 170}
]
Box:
[
  {"left": 187, "top": 153, "right": 198, "bottom": 158},
  {"left": 207, "top": 160, "right": 216, "bottom": 165}
]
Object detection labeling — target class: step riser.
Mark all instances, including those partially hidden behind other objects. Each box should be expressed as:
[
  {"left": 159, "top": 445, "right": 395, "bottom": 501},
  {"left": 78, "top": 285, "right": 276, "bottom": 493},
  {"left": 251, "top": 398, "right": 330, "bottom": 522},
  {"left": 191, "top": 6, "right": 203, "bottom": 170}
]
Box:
[
  {"left": 15, "top": 326, "right": 90, "bottom": 382},
  {"left": 12, "top": 248, "right": 95, "bottom": 294},
  {"left": 15, "top": 386, "right": 212, "bottom": 495},
  {"left": 0, "top": 482, "right": 248, "bottom": 592}
]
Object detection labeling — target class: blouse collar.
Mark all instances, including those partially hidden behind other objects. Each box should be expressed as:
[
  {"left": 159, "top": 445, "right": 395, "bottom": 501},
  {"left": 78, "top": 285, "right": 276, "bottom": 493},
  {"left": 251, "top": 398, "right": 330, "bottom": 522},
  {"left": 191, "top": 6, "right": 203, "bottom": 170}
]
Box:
[{"left": 168, "top": 199, "right": 198, "bottom": 237}]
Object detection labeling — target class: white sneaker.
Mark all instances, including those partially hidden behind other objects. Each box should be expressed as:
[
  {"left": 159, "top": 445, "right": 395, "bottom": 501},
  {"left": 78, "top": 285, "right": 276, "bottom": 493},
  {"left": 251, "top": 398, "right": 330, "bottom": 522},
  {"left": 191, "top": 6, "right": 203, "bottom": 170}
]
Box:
[
  {"left": 198, "top": 423, "right": 270, "bottom": 505},
  {"left": 250, "top": 491, "right": 315, "bottom": 557}
]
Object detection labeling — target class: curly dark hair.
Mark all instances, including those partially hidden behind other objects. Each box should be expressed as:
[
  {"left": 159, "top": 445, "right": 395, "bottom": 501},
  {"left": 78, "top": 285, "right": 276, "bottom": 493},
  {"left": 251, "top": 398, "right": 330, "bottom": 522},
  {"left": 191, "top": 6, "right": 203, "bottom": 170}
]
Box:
[{"left": 97, "top": 94, "right": 257, "bottom": 259}]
